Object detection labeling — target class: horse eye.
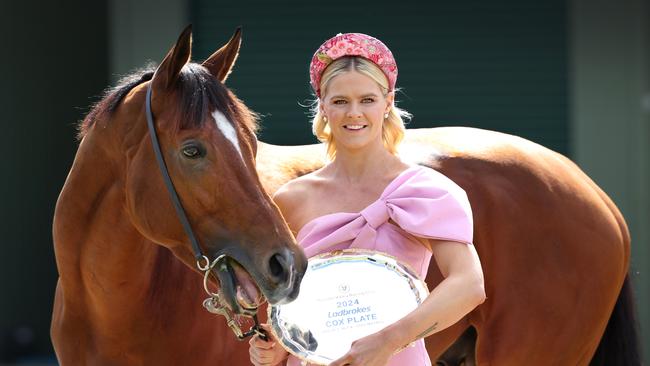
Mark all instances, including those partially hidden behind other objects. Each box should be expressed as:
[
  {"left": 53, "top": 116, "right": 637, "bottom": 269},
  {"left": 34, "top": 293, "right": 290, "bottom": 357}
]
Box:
[{"left": 182, "top": 144, "right": 204, "bottom": 159}]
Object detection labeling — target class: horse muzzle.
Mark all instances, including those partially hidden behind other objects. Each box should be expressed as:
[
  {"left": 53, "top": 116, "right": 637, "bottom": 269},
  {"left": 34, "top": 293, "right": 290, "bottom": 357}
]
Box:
[{"left": 206, "top": 247, "right": 306, "bottom": 316}]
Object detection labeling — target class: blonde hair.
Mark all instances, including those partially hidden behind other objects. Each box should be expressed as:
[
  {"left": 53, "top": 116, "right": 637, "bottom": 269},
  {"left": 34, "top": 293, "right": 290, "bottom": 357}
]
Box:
[{"left": 311, "top": 57, "right": 411, "bottom": 160}]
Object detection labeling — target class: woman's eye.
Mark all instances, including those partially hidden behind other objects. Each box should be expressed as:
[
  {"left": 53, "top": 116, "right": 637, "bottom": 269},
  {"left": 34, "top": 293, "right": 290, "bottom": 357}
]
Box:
[
  {"left": 182, "top": 145, "right": 203, "bottom": 159},
  {"left": 333, "top": 99, "right": 347, "bottom": 105},
  {"left": 362, "top": 98, "right": 375, "bottom": 103}
]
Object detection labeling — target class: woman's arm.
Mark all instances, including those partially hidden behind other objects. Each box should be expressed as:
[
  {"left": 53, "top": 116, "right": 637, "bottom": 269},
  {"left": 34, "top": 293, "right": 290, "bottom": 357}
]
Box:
[
  {"left": 330, "top": 240, "right": 485, "bottom": 366},
  {"left": 385, "top": 240, "right": 485, "bottom": 343}
]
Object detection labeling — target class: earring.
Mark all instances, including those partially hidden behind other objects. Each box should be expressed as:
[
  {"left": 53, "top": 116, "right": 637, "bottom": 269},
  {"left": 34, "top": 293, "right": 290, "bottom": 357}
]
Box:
[
  {"left": 384, "top": 112, "right": 389, "bottom": 119},
  {"left": 323, "top": 116, "right": 328, "bottom": 122}
]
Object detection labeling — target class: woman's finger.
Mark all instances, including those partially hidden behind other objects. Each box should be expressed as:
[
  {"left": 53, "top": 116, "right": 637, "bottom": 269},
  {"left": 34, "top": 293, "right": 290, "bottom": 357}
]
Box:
[
  {"left": 249, "top": 336, "right": 278, "bottom": 365},
  {"left": 329, "top": 352, "right": 352, "bottom": 366},
  {"left": 259, "top": 323, "right": 279, "bottom": 342},
  {"left": 250, "top": 334, "right": 276, "bottom": 350},
  {"left": 249, "top": 348, "right": 274, "bottom": 365},
  {"left": 251, "top": 354, "right": 273, "bottom": 365}
]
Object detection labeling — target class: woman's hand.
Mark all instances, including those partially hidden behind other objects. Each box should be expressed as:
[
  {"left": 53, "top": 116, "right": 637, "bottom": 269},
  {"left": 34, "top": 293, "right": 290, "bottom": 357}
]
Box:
[
  {"left": 248, "top": 324, "right": 288, "bottom": 366},
  {"left": 329, "top": 332, "right": 397, "bottom": 366}
]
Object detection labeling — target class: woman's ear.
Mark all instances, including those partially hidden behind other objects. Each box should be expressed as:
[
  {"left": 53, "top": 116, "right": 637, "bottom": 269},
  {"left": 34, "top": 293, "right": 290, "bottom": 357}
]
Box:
[{"left": 386, "top": 92, "right": 395, "bottom": 112}]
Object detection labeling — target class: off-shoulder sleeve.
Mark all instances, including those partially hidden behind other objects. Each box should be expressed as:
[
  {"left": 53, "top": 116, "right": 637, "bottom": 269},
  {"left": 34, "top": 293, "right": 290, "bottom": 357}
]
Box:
[
  {"left": 297, "top": 166, "right": 474, "bottom": 257},
  {"left": 382, "top": 167, "right": 474, "bottom": 244}
]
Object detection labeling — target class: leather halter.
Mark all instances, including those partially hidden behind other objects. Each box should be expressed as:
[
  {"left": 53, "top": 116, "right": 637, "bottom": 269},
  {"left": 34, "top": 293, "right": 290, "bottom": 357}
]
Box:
[
  {"left": 145, "top": 84, "right": 203, "bottom": 263},
  {"left": 144, "top": 82, "right": 266, "bottom": 341}
]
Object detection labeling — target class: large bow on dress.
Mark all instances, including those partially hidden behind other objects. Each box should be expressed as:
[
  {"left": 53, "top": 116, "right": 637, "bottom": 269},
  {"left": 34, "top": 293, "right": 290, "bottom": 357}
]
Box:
[{"left": 297, "top": 166, "right": 474, "bottom": 259}]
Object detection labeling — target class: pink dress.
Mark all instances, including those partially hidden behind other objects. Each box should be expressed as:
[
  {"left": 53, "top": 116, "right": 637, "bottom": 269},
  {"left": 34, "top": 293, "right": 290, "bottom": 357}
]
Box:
[{"left": 286, "top": 165, "right": 474, "bottom": 366}]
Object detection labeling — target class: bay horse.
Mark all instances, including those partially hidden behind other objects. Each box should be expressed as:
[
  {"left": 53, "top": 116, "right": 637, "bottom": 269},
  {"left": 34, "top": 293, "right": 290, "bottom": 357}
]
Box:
[{"left": 51, "top": 27, "right": 307, "bottom": 365}]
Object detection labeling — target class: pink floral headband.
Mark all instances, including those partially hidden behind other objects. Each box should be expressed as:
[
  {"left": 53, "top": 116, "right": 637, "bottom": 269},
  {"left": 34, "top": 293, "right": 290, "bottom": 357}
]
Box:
[{"left": 309, "top": 33, "right": 398, "bottom": 97}]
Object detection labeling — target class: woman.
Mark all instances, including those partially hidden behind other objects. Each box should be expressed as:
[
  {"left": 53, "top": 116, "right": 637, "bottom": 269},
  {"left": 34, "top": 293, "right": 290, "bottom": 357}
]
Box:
[{"left": 249, "top": 33, "right": 485, "bottom": 366}]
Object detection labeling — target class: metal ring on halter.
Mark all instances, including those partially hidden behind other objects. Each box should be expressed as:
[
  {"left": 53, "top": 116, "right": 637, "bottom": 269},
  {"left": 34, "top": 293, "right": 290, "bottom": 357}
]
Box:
[
  {"left": 196, "top": 255, "right": 211, "bottom": 271},
  {"left": 202, "top": 254, "right": 227, "bottom": 297}
]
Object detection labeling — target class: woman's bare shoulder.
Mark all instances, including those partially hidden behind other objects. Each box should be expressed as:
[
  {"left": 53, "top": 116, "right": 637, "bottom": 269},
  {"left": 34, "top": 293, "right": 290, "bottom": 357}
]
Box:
[{"left": 273, "top": 169, "right": 327, "bottom": 212}]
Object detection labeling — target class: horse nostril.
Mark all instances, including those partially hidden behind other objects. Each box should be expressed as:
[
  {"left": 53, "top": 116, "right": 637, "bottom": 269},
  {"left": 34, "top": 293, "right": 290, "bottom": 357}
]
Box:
[
  {"left": 269, "top": 251, "right": 292, "bottom": 283},
  {"left": 269, "top": 254, "right": 283, "bottom": 278}
]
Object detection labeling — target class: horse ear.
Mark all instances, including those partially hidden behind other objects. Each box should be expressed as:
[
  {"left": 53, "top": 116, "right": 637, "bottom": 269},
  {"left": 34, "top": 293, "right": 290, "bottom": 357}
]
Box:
[
  {"left": 202, "top": 27, "right": 242, "bottom": 83},
  {"left": 152, "top": 25, "right": 193, "bottom": 91}
]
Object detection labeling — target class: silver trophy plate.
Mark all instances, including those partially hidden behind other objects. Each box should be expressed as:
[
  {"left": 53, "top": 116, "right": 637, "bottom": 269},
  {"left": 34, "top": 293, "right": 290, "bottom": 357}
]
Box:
[{"left": 268, "top": 249, "right": 429, "bottom": 365}]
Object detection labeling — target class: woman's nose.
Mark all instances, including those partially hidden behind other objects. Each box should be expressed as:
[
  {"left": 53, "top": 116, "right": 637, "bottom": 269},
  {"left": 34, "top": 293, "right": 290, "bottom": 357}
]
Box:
[{"left": 346, "top": 103, "right": 363, "bottom": 119}]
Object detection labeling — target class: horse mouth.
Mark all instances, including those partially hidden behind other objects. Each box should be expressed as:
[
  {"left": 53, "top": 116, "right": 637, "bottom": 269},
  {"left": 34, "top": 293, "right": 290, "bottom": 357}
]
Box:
[
  {"left": 215, "top": 258, "right": 263, "bottom": 315},
  {"left": 232, "top": 261, "right": 263, "bottom": 310}
]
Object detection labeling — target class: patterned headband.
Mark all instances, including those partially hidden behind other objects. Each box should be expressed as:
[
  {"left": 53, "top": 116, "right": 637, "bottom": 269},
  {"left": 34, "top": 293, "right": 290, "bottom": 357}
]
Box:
[{"left": 309, "top": 33, "right": 398, "bottom": 97}]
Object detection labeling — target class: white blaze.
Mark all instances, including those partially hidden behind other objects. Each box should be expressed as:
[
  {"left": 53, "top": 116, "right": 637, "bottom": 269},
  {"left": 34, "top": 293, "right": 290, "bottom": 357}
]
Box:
[{"left": 212, "top": 110, "right": 243, "bottom": 158}]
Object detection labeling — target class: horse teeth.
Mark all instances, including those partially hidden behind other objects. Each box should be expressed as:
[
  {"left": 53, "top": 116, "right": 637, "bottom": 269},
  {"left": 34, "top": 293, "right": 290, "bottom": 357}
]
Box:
[{"left": 236, "top": 286, "right": 255, "bottom": 308}]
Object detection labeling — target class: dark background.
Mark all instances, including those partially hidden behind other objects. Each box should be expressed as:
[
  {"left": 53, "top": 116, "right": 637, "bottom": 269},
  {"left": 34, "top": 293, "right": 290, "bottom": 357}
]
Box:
[
  {"left": 192, "top": 0, "right": 568, "bottom": 151},
  {"left": 1, "top": 1, "right": 108, "bottom": 363}
]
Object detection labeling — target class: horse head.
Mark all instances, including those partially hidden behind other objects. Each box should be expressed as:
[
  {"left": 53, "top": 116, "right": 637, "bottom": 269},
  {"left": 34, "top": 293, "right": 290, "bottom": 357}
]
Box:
[{"left": 111, "top": 26, "right": 306, "bottom": 316}]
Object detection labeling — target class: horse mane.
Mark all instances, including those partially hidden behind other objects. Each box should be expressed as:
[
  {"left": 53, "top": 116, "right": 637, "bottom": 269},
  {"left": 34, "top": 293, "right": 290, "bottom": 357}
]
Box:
[{"left": 78, "top": 63, "right": 259, "bottom": 139}]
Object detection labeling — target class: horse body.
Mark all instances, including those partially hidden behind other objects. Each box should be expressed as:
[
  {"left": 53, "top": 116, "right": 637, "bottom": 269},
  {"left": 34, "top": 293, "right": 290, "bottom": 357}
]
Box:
[
  {"left": 256, "top": 127, "right": 633, "bottom": 365},
  {"left": 417, "top": 128, "right": 629, "bottom": 365}
]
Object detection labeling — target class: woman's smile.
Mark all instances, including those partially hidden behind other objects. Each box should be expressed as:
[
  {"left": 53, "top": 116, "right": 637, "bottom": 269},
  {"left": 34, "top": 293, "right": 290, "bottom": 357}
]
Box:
[{"left": 343, "top": 123, "right": 368, "bottom": 131}]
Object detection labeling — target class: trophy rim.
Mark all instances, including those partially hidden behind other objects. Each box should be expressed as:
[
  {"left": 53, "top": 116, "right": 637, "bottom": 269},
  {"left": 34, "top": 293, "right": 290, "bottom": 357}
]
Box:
[{"left": 267, "top": 248, "right": 430, "bottom": 365}]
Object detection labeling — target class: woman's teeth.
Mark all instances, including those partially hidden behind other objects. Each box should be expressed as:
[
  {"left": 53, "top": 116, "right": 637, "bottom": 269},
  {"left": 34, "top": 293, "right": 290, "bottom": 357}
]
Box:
[{"left": 344, "top": 125, "right": 366, "bottom": 130}]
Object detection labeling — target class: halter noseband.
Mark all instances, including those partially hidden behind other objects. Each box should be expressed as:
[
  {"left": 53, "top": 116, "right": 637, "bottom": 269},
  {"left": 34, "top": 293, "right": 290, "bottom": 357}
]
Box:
[{"left": 144, "top": 82, "right": 267, "bottom": 341}]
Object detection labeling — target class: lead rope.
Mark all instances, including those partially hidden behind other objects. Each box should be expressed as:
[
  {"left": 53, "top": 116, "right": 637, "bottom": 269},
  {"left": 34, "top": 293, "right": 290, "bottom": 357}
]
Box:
[{"left": 145, "top": 83, "right": 266, "bottom": 341}]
